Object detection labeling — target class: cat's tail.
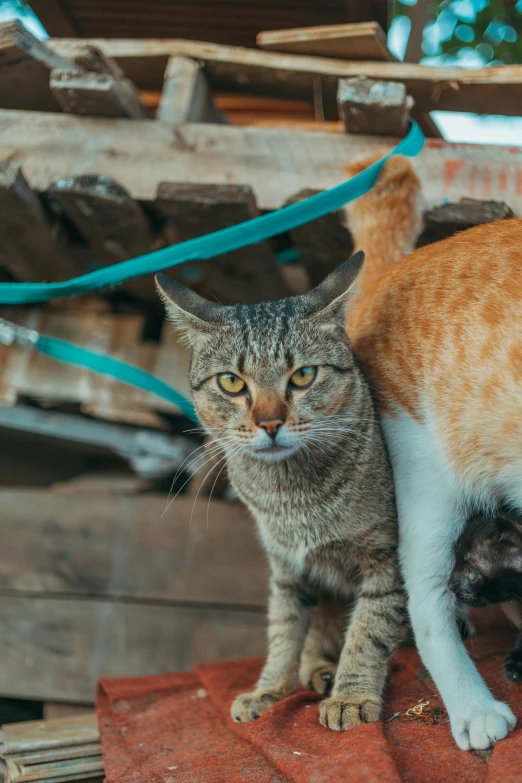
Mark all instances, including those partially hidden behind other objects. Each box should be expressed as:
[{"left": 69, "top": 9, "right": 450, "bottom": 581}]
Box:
[{"left": 344, "top": 152, "right": 423, "bottom": 300}]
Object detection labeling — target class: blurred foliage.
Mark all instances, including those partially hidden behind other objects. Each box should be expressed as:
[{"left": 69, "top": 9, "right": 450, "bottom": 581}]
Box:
[{"left": 393, "top": 0, "right": 522, "bottom": 65}]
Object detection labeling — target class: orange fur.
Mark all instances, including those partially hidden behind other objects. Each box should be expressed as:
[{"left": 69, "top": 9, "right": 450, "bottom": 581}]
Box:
[{"left": 345, "top": 157, "right": 522, "bottom": 484}]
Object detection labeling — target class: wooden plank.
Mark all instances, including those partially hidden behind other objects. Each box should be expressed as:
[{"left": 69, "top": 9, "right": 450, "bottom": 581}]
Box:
[
  {"left": 49, "top": 38, "right": 522, "bottom": 117},
  {"left": 50, "top": 69, "right": 148, "bottom": 119},
  {"left": 47, "top": 174, "right": 157, "bottom": 303},
  {"left": 157, "top": 182, "right": 288, "bottom": 303},
  {"left": 0, "top": 163, "right": 78, "bottom": 282},
  {"left": 337, "top": 77, "right": 413, "bottom": 136},
  {"left": 0, "top": 596, "right": 265, "bottom": 703},
  {"left": 0, "top": 22, "right": 76, "bottom": 112},
  {"left": 284, "top": 189, "right": 352, "bottom": 286},
  {"left": 43, "top": 705, "right": 93, "bottom": 721},
  {"left": 2, "top": 109, "right": 522, "bottom": 215},
  {"left": 0, "top": 405, "right": 194, "bottom": 479},
  {"left": 1, "top": 715, "right": 99, "bottom": 756},
  {"left": 157, "top": 56, "right": 225, "bottom": 124},
  {"left": 257, "top": 21, "right": 395, "bottom": 61},
  {"left": 0, "top": 490, "right": 266, "bottom": 606}
]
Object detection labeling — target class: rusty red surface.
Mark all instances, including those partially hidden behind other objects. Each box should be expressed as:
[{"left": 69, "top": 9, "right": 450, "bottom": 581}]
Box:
[{"left": 97, "top": 608, "right": 522, "bottom": 783}]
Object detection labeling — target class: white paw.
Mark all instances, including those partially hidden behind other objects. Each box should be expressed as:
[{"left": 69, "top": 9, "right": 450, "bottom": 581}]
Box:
[{"left": 451, "top": 701, "right": 516, "bottom": 750}]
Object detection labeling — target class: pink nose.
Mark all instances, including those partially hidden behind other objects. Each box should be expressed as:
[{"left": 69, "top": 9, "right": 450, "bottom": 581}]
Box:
[{"left": 257, "top": 418, "right": 284, "bottom": 440}]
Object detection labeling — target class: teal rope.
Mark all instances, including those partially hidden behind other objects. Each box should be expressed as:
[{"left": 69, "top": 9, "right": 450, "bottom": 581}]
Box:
[
  {"left": 0, "top": 121, "right": 424, "bottom": 305},
  {"left": 37, "top": 334, "right": 198, "bottom": 422}
]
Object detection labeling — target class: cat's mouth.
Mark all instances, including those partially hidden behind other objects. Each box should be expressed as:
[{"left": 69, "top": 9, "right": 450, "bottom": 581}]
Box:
[{"left": 250, "top": 443, "right": 299, "bottom": 461}]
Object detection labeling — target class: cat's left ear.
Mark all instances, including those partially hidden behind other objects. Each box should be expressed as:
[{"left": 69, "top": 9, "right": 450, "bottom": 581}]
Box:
[
  {"left": 302, "top": 251, "right": 364, "bottom": 324},
  {"left": 155, "top": 273, "right": 226, "bottom": 342}
]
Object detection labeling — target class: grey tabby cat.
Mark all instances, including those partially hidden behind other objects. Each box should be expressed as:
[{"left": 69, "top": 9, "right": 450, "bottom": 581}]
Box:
[{"left": 156, "top": 253, "right": 407, "bottom": 730}]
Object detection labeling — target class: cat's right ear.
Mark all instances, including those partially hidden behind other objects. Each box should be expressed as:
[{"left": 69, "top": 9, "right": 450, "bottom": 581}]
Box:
[
  {"left": 155, "top": 274, "right": 226, "bottom": 341},
  {"left": 303, "top": 251, "right": 365, "bottom": 324}
]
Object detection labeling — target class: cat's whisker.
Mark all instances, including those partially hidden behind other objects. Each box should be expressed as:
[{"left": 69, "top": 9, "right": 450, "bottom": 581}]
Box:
[{"left": 163, "top": 437, "right": 238, "bottom": 516}]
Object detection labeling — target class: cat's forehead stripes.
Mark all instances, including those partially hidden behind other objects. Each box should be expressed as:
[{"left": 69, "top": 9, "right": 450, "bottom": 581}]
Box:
[{"left": 230, "top": 298, "right": 303, "bottom": 366}]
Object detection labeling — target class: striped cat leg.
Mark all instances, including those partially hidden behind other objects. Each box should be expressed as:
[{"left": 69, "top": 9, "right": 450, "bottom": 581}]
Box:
[
  {"left": 231, "top": 557, "right": 311, "bottom": 723},
  {"left": 299, "top": 597, "right": 346, "bottom": 695},
  {"left": 388, "top": 413, "right": 516, "bottom": 750},
  {"left": 319, "top": 562, "right": 407, "bottom": 730}
]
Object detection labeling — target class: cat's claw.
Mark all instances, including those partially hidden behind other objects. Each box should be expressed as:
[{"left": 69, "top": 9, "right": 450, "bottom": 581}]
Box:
[
  {"left": 319, "top": 696, "right": 381, "bottom": 731},
  {"left": 230, "top": 691, "right": 283, "bottom": 723},
  {"left": 451, "top": 701, "right": 516, "bottom": 750}
]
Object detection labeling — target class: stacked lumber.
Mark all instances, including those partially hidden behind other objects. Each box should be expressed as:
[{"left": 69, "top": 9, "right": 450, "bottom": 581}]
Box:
[{"left": 1, "top": 713, "right": 102, "bottom": 783}]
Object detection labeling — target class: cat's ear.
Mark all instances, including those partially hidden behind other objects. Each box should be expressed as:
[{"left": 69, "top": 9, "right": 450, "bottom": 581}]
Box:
[
  {"left": 155, "top": 274, "right": 225, "bottom": 341},
  {"left": 303, "top": 251, "right": 364, "bottom": 324}
]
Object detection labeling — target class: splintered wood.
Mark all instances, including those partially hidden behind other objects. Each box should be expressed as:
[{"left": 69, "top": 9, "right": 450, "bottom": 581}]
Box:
[{"left": 1, "top": 713, "right": 103, "bottom": 783}]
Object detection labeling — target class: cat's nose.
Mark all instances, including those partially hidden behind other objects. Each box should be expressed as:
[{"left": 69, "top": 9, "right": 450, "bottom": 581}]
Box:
[{"left": 257, "top": 418, "right": 284, "bottom": 441}]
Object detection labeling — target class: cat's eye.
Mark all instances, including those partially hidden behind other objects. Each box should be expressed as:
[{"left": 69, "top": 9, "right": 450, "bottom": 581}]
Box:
[
  {"left": 289, "top": 366, "right": 317, "bottom": 389},
  {"left": 217, "top": 373, "right": 246, "bottom": 395},
  {"left": 467, "top": 570, "right": 480, "bottom": 584}
]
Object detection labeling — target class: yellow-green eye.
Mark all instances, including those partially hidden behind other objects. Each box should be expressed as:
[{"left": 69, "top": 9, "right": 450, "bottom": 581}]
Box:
[
  {"left": 217, "top": 373, "right": 246, "bottom": 395},
  {"left": 289, "top": 366, "right": 317, "bottom": 389},
  {"left": 468, "top": 570, "right": 480, "bottom": 584}
]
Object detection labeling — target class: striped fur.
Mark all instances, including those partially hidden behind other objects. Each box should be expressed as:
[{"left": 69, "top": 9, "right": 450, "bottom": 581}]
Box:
[{"left": 157, "top": 253, "right": 409, "bottom": 731}]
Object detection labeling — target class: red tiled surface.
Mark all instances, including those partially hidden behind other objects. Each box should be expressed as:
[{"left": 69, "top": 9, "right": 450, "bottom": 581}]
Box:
[{"left": 97, "top": 609, "right": 522, "bottom": 783}]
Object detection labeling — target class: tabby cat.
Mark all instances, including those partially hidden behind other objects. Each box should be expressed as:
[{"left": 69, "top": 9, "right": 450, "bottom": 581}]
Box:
[
  {"left": 156, "top": 250, "right": 410, "bottom": 731},
  {"left": 344, "top": 153, "right": 521, "bottom": 750}
]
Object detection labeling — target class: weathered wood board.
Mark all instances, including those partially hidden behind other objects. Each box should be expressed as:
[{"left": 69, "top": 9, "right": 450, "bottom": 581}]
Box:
[
  {"left": 49, "top": 37, "right": 522, "bottom": 117},
  {"left": 257, "top": 22, "right": 395, "bottom": 61},
  {"left": 0, "top": 596, "right": 265, "bottom": 703},
  {"left": 1, "top": 110, "right": 522, "bottom": 215},
  {"left": 0, "top": 491, "right": 266, "bottom": 606}
]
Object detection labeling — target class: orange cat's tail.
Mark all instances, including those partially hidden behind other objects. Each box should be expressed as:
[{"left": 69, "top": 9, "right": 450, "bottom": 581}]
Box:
[{"left": 344, "top": 153, "right": 422, "bottom": 302}]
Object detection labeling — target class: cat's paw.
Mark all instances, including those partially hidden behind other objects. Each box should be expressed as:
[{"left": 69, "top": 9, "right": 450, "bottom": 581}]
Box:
[
  {"left": 504, "top": 651, "right": 522, "bottom": 683},
  {"left": 307, "top": 664, "right": 337, "bottom": 696},
  {"left": 451, "top": 701, "right": 516, "bottom": 750},
  {"left": 230, "top": 691, "right": 283, "bottom": 723},
  {"left": 319, "top": 695, "right": 381, "bottom": 731}
]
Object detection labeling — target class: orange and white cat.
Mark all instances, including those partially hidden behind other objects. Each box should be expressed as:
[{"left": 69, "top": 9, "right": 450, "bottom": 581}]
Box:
[{"left": 345, "top": 154, "right": 521, "bottom": 750}]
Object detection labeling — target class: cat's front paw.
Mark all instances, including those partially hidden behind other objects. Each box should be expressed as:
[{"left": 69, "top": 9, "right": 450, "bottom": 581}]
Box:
[
  {"left": 451, "top": 701, "right": 516, "bottom": 750},
  {"left": 319, "top": 695, "right": 381, "bottom": 731},
  {"left": 504, "top": 650, "right": 522, "bottom": 683},
  {"left": 230, "top": 691, "right": 284, "bottom": 723}
]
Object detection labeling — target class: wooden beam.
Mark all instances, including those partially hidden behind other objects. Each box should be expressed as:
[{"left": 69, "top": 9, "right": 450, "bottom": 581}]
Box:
[
  {"left": 0, "top": 490, "right": 266, "bottom": 606},
  {"left": 156, "top": 182, "right": 288, "bottom": 302},
  {"left": 47, "top": 174, "right": 157, "bottom": 302},
  {"left": 0, "top": 596, "right": 265, "bottom": 703},
  {"left": 157, "top": 56, "right": 225, "bottom": 124},
  {"left": 0, "top": 21, "right": 75, "bottom": 112},
  {"left": 257, "top": 22, "right": 395, "bottom": 61},
  {"left": 1, "top": 109, "right": 522, "bottom": 215},
  {"left": 0, "top": 162, "right": 78, "bottom": 282},
  {"left": 49, "top": 37, "right": 522, "bottom": 117},
  {"left": 50, "top": 69, "right": 149, "bottom": 118},
  {"left": 337, "top": 77, "right": 413, "bottom": 136}
]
